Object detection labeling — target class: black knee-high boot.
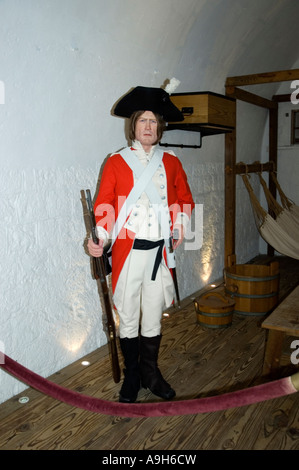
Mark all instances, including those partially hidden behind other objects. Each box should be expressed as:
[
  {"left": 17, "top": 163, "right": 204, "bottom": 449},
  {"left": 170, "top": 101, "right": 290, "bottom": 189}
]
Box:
[
  {"left": 119, "top": 337, "right": 140, "bottom": 403},
  {"left": 139, "top": 335, "right": 175, "bottom": 400}
]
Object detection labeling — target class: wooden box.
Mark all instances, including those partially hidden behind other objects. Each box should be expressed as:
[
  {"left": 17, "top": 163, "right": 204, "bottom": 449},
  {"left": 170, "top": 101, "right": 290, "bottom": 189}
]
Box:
[{"left": 168, "top": 92, "right": 236, "bottom": 133}]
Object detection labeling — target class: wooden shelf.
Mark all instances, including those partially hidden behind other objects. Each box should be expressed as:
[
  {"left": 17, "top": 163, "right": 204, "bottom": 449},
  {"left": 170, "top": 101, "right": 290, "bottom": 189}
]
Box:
[
  {"left": 167, "top": 91, "right": 236, "bottom": 136},
  {"left": 166, "top": 122, "right": 234, "bottom": 137}
]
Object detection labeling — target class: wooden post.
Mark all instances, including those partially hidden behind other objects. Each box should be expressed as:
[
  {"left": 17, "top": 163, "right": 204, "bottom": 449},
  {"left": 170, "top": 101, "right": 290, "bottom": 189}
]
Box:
[
  {"left": 268, "top": 105, "right": 278, "bottom": 256},
  {"left": 224, "top": 122, "right": 236, "bottom": 267}
]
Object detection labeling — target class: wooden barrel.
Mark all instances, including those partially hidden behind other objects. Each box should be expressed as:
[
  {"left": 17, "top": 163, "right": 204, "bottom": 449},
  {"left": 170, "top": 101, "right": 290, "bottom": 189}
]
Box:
[
  {"left": 194, "top": 291, "right": 235, "bottom": 328},
  {"left": 224, "top": 262, "right": 279, "bottom": 316}
]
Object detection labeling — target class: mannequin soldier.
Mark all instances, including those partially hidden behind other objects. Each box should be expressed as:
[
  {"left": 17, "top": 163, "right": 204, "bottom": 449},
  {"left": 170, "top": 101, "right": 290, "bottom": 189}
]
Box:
[{"left": 87, "top": 85, "right": 194, "bottom": 403}]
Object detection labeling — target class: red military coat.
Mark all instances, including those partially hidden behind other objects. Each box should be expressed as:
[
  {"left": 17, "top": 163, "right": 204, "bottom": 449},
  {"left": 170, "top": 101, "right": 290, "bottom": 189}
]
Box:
[{"left": 94, "top": 149, "right": 194, "bottom": 294}]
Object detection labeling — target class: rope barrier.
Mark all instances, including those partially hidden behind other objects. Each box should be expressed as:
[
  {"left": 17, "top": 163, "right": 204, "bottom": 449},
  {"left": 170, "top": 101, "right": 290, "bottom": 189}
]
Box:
[{"left": 0, "top": 352, "right": 298, "bottom": 418}]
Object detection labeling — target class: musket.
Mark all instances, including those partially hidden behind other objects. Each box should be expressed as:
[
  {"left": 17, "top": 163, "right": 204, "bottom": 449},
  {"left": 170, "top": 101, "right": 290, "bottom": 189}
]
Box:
[
  {"left": 169, "top": 228, "right": 181, "bottom": 307},
  {"left": 84, "top": 189, "right": 120, "bottom": 383}
]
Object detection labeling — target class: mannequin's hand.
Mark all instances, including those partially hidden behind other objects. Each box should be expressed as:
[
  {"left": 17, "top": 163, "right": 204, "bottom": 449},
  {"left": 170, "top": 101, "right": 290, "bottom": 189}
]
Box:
[{"left": 87, "top": 238, "right": 104, "bottom": 257}]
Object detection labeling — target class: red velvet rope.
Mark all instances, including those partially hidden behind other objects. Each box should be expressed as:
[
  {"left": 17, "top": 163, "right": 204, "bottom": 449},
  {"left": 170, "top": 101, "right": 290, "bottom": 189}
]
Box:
[{"left": 0, "top": 353, "right": 297, "bottom": 418}]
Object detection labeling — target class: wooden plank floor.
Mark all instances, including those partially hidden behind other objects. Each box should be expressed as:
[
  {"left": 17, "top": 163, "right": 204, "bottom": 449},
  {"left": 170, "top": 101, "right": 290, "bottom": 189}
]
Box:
[{"left": 0, "top": 255, "right": 299, "bottom": 451}]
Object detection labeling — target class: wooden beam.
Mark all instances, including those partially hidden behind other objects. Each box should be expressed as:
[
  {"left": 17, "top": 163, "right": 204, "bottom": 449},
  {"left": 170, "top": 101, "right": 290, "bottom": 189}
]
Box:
[
  {"left": 272, "top": 94, "right": 292, "bottom": 103},
  {"left": 233, "top": 161, "right": 275, "bottom": 175},
  {"left": 226, "top": 69, "right": 299, "bottom": 87},
  {"left": 226, "top": 86, "right": 277, "bottom": 109}
]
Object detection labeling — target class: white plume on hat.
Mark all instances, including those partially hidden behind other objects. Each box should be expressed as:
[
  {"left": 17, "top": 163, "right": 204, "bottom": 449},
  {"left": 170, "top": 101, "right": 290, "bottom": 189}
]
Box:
[{"left": 164, "top": 78, "right": 180, "bottom": 95}]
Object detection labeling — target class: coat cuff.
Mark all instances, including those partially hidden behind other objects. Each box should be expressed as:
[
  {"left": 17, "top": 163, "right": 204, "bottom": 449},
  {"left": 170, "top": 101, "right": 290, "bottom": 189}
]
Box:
[{"left": 96, "top": 225, "right": 110, "bottom": 245}]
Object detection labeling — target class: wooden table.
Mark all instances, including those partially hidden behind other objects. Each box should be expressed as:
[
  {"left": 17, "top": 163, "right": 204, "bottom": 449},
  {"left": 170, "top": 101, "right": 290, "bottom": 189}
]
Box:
[{"left": 262, "top": 285, "right": 299, "bottom": 376}]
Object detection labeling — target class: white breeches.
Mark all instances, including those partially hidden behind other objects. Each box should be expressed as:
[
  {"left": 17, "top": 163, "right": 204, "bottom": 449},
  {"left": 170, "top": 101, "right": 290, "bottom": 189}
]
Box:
[{"left": 114, "top": 245, "right": 174, "bottom": 339}]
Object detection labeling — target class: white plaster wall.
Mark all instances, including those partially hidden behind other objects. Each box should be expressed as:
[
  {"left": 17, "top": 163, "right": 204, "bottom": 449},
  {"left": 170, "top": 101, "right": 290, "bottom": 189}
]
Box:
[{"left": 1, "top": 0, "right": 299, "bottom": 404}]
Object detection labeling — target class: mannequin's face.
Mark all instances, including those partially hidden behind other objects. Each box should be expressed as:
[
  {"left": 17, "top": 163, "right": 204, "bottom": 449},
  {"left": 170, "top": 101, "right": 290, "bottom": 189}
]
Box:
[{"left": 134, "top": 111, "right": 158, "bottom": 152}]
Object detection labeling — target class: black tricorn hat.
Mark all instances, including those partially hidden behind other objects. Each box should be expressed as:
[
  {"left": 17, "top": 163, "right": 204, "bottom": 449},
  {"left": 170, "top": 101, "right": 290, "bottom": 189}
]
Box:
[{"left": 113, "top": 86, "right": 184, "bottom": 122}]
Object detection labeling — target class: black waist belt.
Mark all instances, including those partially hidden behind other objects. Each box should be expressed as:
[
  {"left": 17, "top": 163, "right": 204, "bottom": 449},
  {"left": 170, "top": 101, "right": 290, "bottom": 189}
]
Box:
[{"left": 133, "top": 238, "right": 164, "bottom": 281}]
